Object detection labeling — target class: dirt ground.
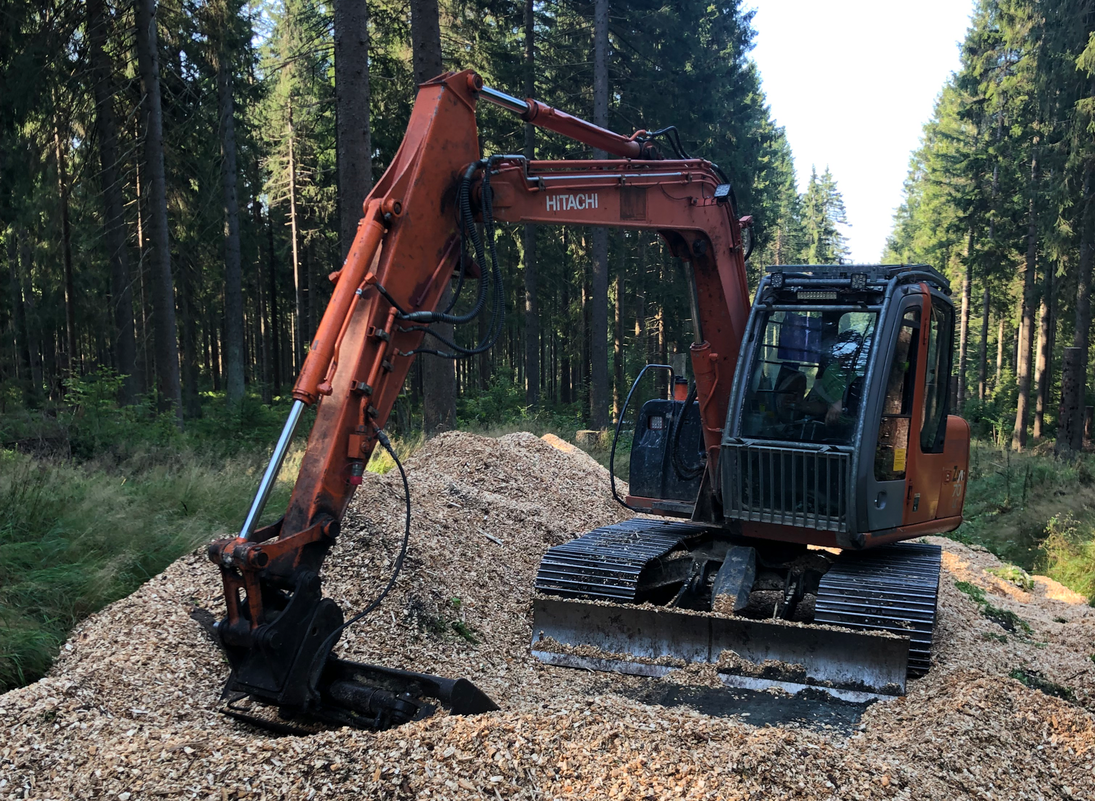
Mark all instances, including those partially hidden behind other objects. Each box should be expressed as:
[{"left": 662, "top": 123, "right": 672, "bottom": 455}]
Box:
[{"left": 2, "top": 431, "right": 1093, "bottom": 800}]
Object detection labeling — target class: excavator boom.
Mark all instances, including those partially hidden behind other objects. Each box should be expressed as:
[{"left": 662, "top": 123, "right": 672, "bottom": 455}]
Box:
[{"left": 207, "top": 69, "right": 752, "bottom": 728}]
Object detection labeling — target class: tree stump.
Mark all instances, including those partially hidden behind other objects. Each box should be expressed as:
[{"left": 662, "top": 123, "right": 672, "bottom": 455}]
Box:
[{"left": 575, "top": 429, "right": 603, "bottom": 447}]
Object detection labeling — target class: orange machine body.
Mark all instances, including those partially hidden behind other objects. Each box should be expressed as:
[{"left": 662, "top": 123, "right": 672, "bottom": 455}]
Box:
[{"left": 210, "top": 68, "right": 967, "bottom": 658}]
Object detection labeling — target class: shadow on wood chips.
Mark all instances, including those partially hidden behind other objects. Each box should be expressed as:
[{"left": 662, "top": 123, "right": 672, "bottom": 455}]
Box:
[{"left": 609, "top": 679, "right": 872, "bottom": 734}]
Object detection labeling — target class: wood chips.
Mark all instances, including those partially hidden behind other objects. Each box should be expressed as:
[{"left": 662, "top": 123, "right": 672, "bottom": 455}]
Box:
[{"left": 2, "top": 431, "right": 1094, "bottom": 800}]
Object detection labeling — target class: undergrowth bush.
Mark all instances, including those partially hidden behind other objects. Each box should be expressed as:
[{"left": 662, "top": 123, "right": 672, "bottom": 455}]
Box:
[{"left": 1041, "top": 514, "right": 1095, "bottom": 604}]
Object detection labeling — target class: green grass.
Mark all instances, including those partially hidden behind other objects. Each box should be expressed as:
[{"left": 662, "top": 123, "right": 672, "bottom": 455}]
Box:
[
  {"left": 1008, "top": 668, "right": 1076, "bottom": 702},
  {"left": 986, "top": 565, "right": 1035, "bottom": 591},
  {"left": 949, "top": 441, "right": 1095, "bottom": 604},
  {"left": 0, "top": 377, "right": 303, "bottom": 692},
  {"left": 954, "top": 580, "right": 988, "bottom": 605},
  {"left": 953, "top": 580, "right": 1032, "bottom": 634},
  {"left": 0, "top": 447, "right": 296, "bottom": 691},
  {"left": 1039, "top": 514, "right": 1095, "bottom": 602}
]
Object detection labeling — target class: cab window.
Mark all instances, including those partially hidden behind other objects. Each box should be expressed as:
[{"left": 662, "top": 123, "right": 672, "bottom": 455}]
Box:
[
  {"left": 741, "top": 309, "right": 877, "bottom": 445},
  {"left": 921, "top": 299, "right": 952, "bottom": 453},
  {"left": 875, "top": 307, "right": 920, "bottom": 481}
]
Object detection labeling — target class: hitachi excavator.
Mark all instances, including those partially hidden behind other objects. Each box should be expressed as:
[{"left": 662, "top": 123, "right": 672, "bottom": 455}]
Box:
[{"left": 208, "top": 70, "right": 970, "bottom": 731}]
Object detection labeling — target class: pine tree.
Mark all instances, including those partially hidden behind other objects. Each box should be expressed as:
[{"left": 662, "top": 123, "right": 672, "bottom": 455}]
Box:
[{"left": 802, "top": 167, "right": 849, "bottom": 264}]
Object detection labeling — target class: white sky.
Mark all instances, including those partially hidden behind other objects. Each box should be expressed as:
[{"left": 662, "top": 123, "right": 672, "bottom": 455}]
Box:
[{"left": 748, "top": 0, "right": 975, "bottom": 262}]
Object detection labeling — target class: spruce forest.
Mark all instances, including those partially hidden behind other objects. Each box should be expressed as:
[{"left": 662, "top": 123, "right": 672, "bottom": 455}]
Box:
[
  {"left": 1, "top": 0, "right": 842, "bottom": 429},
  {"left": 2, "top": 0, "right": 1095, "bottom": 694}
]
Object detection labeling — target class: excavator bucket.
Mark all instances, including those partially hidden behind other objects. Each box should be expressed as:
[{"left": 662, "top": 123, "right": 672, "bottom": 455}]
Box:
[{"left": 530, "top": 519, "right": 941, "bottom": 701}]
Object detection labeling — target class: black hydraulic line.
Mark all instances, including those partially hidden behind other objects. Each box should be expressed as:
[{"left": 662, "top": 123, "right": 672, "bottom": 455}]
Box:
[
  {"left": 442, "top": 248, "right": 471, "bottom": 314},
  {"left": 670, "top": 381, "right": 704, "bottom": 481},
  {"left": 642, "top": 126, "right": 692, "bottom": 160},
  {"left": 399, "top": 158, "right": 507, "bottom": 359},
  {"left": 311, "top": 428, "right": 411, "bottom": 679},
  {"left": 399, "top": 161, "right": 492, "bottom": 328}
]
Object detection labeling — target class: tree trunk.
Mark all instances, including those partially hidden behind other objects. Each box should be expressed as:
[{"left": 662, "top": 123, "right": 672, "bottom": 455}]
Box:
[
  {"left": 1062, "top": 162, "right": 1094, "bottom": 452},
  {"left": 179, "top": 260, "right": 201, "bottom": 418},
  {"left": 635, "top": 235, "right": 646, "bottom": 361},
  {"left": 88, "top": 0, "right": 137, "bottom": 404},
  {"left": 7, "top": 235, "right": 31, "bottom": 392},
  {"left": 978, "top": 286, "right": 989, "bottom": 401},
  {"left": 1033, "top": 259, "right": 1054, "bottom": 440},
  {"left": 1012, "top": 149, "right": 1038, "bottom": 451},
  {"left": 409, "top": 0, "right": 443, "bottom": 85},
  {"left": 249, "top": 183, "right": 271, "bottom": 404},
  {"left": 1058, "top": 347, "right": 1083, "bottom": 456},
  {"left": 135, "top": 137, "right": 154, "bottom": 393},
  {"left": 217, "top": 18, "right": 245, "bottom": 406},
  {"left": 581, "top": 242, "right": 591, "bottom": 412},
  {"left": 957, "top": 228, "right": 973, "bottom": 410},
  {"left": 477, "top": 256, "right": 491, "bottom": 390},
  {"left": 266, "top": 206, "right": 281, "bottom": 394},
  {"left": 656, "top": 257, "right": 666, "bottom": 397},
  {"left": 589, "top": 0, "right": 610, "bottom": 429},
  {"left": 334, "top": 0, "right": 372, "bottom": 261},
  {"left": 560, "top": 246, "right": 571, "bottom": 404},
  {"left": 287, "top": 98, "right": 304, "bottom": 373},
  {"left": 995, "top": 317, "right": 1005, "bottom": 391},
  {"left": 522, "top": 0, "right": 539, "bottom": 407},
  {"left": 613, "top": 264, "right": 623, "bottom": 418},
  {"left": 135, "top": 0, "right": 182, "bottom": 422},
  {"left": 53, "top": 125, "right": 77, "bottom": 378},
  {"left": 18, "top": 231, "right": 41, "bottom": 394},
  {"left": 411, "top": 0, "right": 455, "bottom": 435}
]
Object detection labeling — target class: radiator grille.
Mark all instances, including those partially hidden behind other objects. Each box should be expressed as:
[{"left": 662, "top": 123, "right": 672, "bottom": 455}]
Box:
[{"left": 723, "top": 442, "right": 852, "bottom": 532}]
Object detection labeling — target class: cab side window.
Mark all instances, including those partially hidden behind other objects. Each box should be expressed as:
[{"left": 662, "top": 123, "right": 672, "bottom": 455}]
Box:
[
  {"left": 920, "top": 299, "right": 953, "bottom": 453},
  {"left": 875, "top": 307, "right": 920, "bottom": 481}
]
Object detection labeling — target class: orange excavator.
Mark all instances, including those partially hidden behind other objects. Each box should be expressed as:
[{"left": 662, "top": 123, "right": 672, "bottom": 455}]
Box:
[{"left": 208, "top": 70, "right": 970, "bottom": 731}]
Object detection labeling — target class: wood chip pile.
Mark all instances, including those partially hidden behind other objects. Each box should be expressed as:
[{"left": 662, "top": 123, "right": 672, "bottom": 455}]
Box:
[{"left": 2, "top": 431, "right": 1094, "bottom": 800}]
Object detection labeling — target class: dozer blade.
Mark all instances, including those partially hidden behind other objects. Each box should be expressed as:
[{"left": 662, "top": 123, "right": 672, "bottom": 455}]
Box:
[{"left": 531, "top": 596, "right": 909, "bottom": 701}]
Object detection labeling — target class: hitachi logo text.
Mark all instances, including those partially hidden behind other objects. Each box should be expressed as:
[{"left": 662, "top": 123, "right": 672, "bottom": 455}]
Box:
[{"left": 545, "top": 192, "right": 599, "bottom": 213}]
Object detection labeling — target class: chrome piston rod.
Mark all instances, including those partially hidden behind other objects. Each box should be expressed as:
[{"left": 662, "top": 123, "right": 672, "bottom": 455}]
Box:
[{"left": 238, "top": 399, "right": 306, "bottom": 540}]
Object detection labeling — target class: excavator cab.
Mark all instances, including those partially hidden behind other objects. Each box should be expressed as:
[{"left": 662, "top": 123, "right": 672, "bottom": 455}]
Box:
[{"left": 721, "top": 264, "right": 970, "bottom": 549}]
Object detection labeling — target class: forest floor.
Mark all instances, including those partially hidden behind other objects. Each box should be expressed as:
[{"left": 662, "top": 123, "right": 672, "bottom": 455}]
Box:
[{"left": 2, "top": 431, "right": 1094, "bottom": 800}]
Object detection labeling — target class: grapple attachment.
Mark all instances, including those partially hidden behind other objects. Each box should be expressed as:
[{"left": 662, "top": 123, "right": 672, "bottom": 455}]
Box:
[{"left": 210, "top": 525, "right": 498, "bottom": 733}]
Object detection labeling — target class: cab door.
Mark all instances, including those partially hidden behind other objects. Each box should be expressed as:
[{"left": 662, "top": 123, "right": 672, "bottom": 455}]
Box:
[
  {"left": 903, "top": 293, "right": 954, "bottom": 525},
  {"left": 865, "top": 295, "right": 922, "bottom": 531}
]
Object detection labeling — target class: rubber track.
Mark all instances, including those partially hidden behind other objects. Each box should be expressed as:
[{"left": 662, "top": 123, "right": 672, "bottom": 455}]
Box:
[
  {"left": 814, "top": 542, "right": 942, "bottom": 676},
  {"left": 534, "top": 518, "right": 707, "bottom": 602}
]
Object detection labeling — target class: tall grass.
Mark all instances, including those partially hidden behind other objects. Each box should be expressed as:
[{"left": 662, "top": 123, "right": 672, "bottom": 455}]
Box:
[
  {"left": 0, "top": 375, "right": 303, "bottom": 692},
  {"left": 950, "top": 441, "right": 1095, "bottom": 603},
  {"left": 0, "top": 447, "right": 296, "bottom": 691},
  {"left": 1041, "top": 515, "right": 1095, "bottom": 602}
]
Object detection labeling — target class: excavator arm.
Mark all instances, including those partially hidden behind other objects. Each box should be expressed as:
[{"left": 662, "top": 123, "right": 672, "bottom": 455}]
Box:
[{"left": 207, "top": 70, "right": 753, "bottom": 729}]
